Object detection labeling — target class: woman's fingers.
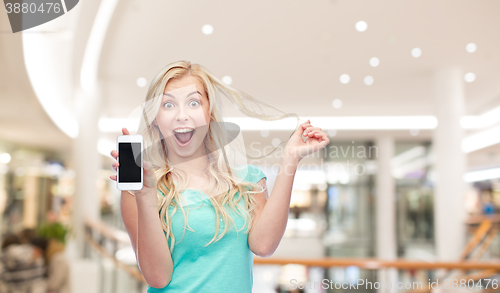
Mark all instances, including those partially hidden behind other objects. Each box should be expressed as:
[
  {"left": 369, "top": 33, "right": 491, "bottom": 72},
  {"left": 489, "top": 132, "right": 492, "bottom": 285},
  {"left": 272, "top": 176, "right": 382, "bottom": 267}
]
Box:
[
  {"left": 304, "top": 126, "right": 322, "bottom": 135},
  {"left": 306, "top": 130, "right": 322, "bottom": 138},
  {"left": 109, "top": 128, "right": 128, "bottom": 181},
  {"left": 111, "top": 161, "right": 119, "bottom": 171},
  {"left": 143, "top": 160, "right": 153, "bottom": 169},
  {"left": 110, "top": 150, "right": 118, "bottom": 160}
]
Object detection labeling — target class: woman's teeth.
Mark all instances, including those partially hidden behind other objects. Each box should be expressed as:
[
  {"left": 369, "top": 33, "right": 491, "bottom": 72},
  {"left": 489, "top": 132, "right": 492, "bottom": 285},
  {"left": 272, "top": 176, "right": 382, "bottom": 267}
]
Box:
[
  {"left": 174, "top": 129, "right": 194, "bottom": 144},
  {"left": 174, "top": 128, "right": 193, "bottom": 133}
]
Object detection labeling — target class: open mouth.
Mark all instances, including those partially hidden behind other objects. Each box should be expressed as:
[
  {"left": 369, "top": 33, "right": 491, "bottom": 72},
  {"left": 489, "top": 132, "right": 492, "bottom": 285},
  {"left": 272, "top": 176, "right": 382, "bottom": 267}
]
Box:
[{"left": 173, "top": 128, "right": 195, "bottom": 146}]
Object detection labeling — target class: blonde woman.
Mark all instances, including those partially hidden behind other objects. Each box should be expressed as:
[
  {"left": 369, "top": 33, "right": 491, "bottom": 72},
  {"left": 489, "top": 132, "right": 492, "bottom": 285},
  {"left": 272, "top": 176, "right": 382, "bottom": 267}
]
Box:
[{"left": 109, "top": 61, "right": 329, "bottom": 292}]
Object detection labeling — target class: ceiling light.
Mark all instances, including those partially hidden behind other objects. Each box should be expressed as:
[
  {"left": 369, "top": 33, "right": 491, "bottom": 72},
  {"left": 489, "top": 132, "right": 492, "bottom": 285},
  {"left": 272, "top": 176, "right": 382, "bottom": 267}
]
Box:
[
  {"left": 101, "top": 116, "right": 439, "bottom": 132},
  {"left": 260, "top": 130, "right": 269, "bottom": 138},
  {"left": 0, "top": 153, "right": 11, "bottom": 164},
  {"left": 464, "top": 72, "right": 476, "bottom": 83},
  {"left": 332, "top": 99, "right": 342, "bottom": 109},
  {"left": 364, "top": 76, "right": 374, "bottom": 85},
  {"left": 202, "top": 24, "right": 214, "bottom": 35},
  {"left": 99, "top": 118, "right": 139, "bottom": 132},
  {"left": 355, "top": 21, "right": 367, "bottom": 32},
  {"left": 369, "top": 57, "right": 379, "bottom": 67},
  {"left": 223, "top": 116, "right": 439, "bottom": 131},
  {"left": 461, "top": 105, "right": 500, "bottom": 129},
  {"left": 272, "top": 138, "right": 281, "bottom": 147},
  {"left": 463, "top": 167, "right": 500, "bottom": 183},
  {"left": 222, "top": 76, "right": 232, "bottom": 85},
  {"left": 136, "top": 77, "right": 147, "bottom": 87},
  {"left": 466, "top": 43, "right": 477, "bottom": 53},
  {"left": 339, "top": 74, "right": 350, "bottom": 84},
  {"left": 411, "top": 48, "right": 422, "bottom": 58},
  {"left": 462, "top": 125, "right": 500, "bottom": 153}
]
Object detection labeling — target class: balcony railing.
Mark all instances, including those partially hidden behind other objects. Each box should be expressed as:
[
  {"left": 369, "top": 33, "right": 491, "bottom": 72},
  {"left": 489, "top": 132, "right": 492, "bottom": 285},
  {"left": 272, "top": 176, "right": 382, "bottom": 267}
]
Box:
[{"left": 83, "top": 215, "right": 500, "bottom": 293}]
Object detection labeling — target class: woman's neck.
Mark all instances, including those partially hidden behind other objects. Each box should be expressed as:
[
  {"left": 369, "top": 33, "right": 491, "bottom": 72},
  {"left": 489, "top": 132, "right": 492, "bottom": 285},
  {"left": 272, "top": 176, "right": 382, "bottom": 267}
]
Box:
[
  {"left": 172, "top": 156, "right": 209, "bottom": 177},
  {"left": 168, "top": 145, "right": 210, "bottom": 177}
]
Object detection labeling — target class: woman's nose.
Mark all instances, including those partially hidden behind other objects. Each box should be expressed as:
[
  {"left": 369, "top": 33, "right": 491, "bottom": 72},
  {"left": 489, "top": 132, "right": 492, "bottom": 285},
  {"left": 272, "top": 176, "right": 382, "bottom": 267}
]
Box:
[{"left": 175, "top": 106, "right": 189, "bottom": 121}]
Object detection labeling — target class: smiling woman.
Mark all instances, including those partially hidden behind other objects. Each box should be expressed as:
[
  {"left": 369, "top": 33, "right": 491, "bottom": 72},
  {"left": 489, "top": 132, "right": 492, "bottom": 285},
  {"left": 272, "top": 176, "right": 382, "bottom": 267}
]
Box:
[
  {"left": 109, "top": 60, "right": 330, "bottom": 292},
  {"left": 153, "top": 77, "right": 211, "bottom": 163}
]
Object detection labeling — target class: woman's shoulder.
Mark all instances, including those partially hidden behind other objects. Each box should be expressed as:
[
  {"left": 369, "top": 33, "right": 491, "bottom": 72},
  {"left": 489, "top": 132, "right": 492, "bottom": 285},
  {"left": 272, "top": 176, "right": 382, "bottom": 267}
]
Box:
[{"left": 238, "top": 164, "right": 267, "bottom": 184}]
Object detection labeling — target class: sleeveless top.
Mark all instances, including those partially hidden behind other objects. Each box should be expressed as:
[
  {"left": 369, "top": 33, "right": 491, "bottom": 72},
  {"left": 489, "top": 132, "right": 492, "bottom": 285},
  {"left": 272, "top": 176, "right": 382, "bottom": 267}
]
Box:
[{"left": 147, "top": 164, "right": 267, "bottom": 293}]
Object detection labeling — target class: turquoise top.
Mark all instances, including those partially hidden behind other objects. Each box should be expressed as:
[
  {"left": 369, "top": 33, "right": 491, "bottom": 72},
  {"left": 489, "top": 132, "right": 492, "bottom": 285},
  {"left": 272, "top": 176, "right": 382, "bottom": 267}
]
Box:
[{"left": 147, "top": 164, "right": 267, "bottom": 293}]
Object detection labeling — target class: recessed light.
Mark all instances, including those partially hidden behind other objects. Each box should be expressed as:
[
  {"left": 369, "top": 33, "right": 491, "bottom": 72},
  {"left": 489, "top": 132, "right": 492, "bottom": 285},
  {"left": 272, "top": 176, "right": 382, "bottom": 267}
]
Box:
[
  {"left": 222, "top": 76, "right": 232, "bottom": 85},
  {"left": 202, "top": 24, "right": 214, "bottom": 35},
  {"left": 369, "top": 57, "right": 379, "bottom": 67},
  {"left": 136, "top": 77, "right": 147, "bottom": 87},
  {"left": 364, "top": 76, "right": 374, "bottom": 85},
  {"left": 328, "top": 129, "right": 337, "bottom": 137},
  {"left": 411, "top": 48, "right": 422, "bottom": 58},
  {"left": 464, "top": 72, "right": 476, "bottom": 83},
  {"left": 339, "top": 74, "right": 350, "bottom": 84},
  {"left": 272, "top": 138, "right": 281, "bottom": 147},
  {"left": 466, "top": 43, "right": 477, "bottom": 53},
  {"left": 410, "top": 129, "right": 419, "bottom": 136},
  {"left": 0, "top": 153, "right": 11, "bottom": 164},
  {"left": 355, "top": 21, "right": 367, "bottom": 32},
  {"left": 260, "top": 130, "right": 269, "bottom": 138},
  {"left": 332, "top": 99, "right": 342, "bottom": 109}
]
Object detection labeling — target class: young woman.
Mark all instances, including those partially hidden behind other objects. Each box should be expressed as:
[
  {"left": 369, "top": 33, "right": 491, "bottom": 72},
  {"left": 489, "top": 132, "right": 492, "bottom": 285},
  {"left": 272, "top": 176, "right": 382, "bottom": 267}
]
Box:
[{"left": 109, "top": 61, "right": 329, "bottom": 292}]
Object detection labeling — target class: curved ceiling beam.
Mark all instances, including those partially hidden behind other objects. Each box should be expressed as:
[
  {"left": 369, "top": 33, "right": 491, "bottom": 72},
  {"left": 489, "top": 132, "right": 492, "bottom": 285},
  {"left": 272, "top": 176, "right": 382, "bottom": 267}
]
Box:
[
  {"left": 22, "top": 0, "right": 119, "bottom": 139},
  {"left": 22, "top": 18, "right": 80, "bottom": 138},
  {"left": 80, "top": 0, "right": 119, "bottom": 93}
]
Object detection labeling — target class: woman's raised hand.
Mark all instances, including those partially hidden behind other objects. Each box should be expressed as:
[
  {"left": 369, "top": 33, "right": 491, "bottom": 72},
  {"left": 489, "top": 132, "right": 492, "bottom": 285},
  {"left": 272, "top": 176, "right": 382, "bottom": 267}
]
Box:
[
  {"left": 284, "top": 120, "right": 330, "bottom": 162},
  {"left": 110, "top": 128, "right": 158, "bottom": 198}
]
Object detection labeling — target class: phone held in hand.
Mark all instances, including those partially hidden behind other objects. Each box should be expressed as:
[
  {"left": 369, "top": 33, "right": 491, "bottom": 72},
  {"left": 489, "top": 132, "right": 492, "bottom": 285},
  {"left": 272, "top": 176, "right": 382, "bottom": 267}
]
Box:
[{"left": 117, "top": 135, "right": 143, "bottom": 190}]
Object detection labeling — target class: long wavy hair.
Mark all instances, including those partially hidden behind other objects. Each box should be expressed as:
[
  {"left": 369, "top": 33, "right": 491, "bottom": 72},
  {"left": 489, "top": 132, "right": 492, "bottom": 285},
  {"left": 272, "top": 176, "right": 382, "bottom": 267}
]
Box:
[{"left": 137, "top": 60, "right": 299, "bottom": 252}]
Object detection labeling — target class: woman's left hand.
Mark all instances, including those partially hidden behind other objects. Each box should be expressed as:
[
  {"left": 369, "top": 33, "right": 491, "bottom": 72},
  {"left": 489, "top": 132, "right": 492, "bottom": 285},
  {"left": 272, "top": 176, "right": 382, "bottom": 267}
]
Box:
[{"left": 284, "top": 119, "right": 330, "bottom": 162}]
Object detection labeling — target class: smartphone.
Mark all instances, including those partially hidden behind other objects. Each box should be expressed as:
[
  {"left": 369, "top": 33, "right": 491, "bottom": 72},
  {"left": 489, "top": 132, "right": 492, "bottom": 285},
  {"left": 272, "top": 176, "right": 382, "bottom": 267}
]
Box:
[{"left": 117, "top": 135, "right": 143, "bottom": 190}]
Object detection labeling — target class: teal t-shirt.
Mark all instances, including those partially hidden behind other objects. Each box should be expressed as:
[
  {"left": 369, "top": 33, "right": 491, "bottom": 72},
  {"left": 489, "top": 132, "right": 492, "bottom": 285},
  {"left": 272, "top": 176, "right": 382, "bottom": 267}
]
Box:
[{"left": 147, "top": 164, "right": 267, "bottom": 293}]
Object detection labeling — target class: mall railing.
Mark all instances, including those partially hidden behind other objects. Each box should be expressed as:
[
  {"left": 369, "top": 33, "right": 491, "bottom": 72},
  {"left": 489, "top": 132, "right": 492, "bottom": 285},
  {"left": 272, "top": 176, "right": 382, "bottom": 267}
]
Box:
[{"left": 83, "top": 216, "right": 500, "bottom": 293}]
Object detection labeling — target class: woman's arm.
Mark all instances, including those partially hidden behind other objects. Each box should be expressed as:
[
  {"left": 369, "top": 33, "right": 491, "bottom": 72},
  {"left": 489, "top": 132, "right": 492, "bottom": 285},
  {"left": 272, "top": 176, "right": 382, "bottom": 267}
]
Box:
[
  {"left": 121, "top": 189, "right": 173, "bottom": 288},
  {"left": 248, "top": 155, "right": 298, "bottom": 257},
  {"left": 120, "top": 191, "right": 138, "bottom": 255},
  {"left": 248, "top": 120, "right": 329, "bottom": 257},
  {"left": 112, "top": 128, "right": 174, "bottom": 289}
]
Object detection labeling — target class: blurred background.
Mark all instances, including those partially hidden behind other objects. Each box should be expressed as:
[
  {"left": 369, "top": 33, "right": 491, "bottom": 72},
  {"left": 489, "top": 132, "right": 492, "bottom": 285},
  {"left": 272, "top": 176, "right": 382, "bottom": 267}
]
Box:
[{"left": 0, "top": 0, "right": 499, "bottom": 292}]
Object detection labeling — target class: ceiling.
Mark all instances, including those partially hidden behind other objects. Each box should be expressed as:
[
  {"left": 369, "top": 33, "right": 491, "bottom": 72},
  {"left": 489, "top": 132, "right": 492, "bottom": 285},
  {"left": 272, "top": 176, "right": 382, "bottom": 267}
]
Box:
[
  {"left": 101, "top": 0, "right": 500, "bottom": 118},
  {"left": 1, "top": 0, "right": 500, "bottom": 169}
]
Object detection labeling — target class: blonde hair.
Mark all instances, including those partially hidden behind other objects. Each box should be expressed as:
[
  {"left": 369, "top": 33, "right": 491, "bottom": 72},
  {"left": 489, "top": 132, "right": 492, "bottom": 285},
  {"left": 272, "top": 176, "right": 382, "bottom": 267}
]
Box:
[{"left": 137, "top": 60, "right": 299, "bottom": 252}]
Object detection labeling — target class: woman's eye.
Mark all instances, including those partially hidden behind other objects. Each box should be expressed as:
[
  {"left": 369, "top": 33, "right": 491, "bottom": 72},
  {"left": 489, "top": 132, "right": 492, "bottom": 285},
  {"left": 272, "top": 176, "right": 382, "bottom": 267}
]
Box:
[
  {"left": 190, "top": 100, "right": 200, "bottom": 107},
  {"left": 164, "top": 102, "right": 174, "bottom": 108}
]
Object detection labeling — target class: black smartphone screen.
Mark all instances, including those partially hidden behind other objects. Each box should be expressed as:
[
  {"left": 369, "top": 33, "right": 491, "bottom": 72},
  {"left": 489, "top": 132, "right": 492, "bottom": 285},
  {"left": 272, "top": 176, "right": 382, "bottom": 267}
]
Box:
[{"left": 118, "top": 142, "right": 142, "bottom": 183}]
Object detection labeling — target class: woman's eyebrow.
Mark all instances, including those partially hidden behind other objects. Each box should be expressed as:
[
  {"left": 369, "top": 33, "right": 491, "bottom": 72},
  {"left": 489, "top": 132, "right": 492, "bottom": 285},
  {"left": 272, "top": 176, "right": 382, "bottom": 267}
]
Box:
[{"left": 163, "top": 91, "right": 202, "bottom": 99}]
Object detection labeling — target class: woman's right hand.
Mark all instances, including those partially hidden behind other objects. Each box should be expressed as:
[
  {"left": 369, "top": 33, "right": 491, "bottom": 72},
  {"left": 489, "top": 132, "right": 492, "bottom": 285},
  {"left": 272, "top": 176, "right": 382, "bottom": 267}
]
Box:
[{"left": 110, "top": 128, "right": 158, "bottom": 199}]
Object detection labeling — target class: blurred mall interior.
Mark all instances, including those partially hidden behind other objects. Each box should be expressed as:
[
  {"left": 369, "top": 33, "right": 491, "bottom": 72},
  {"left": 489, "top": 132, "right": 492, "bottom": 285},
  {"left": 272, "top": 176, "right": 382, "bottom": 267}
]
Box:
[{"left": 0, "top": 1, "right": 499, "bottom": 292}]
